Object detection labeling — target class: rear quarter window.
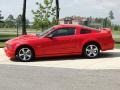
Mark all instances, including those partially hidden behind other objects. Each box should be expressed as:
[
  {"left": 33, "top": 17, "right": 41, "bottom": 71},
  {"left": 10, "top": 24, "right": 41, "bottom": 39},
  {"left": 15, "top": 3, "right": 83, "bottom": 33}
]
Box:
[{"left": 80, "top": 28, "right": 92, "bottom": 34}]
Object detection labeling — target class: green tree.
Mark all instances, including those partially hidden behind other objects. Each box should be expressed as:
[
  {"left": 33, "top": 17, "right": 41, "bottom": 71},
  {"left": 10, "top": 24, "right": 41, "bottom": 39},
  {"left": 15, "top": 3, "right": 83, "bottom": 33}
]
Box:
[
  {"left": 109, "top": 10, "right": 114, "bottom": 20},
  {"left": 16, "top": 14, "right": 30, "bottom": 28},
  {"left": 0, "top": 10, "right": 4, "bottom": 28},
  {"left": 103, "top": 17, "right": 112, "bottom": 28},
  {"left": 5, "top": 14, "right": 16, "bottom": 28},
  {"left": 26, "top": 19, "right": 30, "bottom": 28},
  {"left": 114, "top": 25, "right": 119, "bottom": 31},
  {"left": 16, "top": 14, "right": 22, "bottom": 27},
  {"left": 103, "top": 11, "right": 114, "bottom": 28},
  {"left": 32, "top": 0, "right": 56, "bottom": 30},
  {"left": 0, "top": 10, "right": 4, "bottom": 21}
]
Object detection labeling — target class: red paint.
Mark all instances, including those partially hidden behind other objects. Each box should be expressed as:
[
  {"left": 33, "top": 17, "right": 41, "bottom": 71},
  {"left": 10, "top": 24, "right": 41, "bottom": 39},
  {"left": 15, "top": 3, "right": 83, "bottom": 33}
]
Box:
[{"left": 4, "top": 24, "right": 115, "bottom": 59}]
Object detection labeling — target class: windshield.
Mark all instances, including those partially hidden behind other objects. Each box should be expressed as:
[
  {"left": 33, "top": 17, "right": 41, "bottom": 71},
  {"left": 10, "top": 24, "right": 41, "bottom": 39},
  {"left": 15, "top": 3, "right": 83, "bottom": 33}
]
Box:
[{"left": 37, "top": 28, "right": 53, "bottom": 37}]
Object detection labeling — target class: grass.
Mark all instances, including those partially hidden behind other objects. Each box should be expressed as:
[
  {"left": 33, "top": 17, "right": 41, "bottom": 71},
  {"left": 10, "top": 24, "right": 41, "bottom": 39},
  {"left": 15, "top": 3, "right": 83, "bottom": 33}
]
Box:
[
  {"left": 115, "top": 43, "right": 120, "bottom": 49},
  {"left": 112, "top": 30, "right": 120, "bottom": 35},
  {"left": 0, "top": 28, "right": 37, "bottom": 40},
  {"left": 0, "top": 28, "right": 38, "bottom": 40},
  {"left": 0, "top": 28, "right": 38, "bottom": 33},
  {"left": 0, "top": 34, "right": 16, "bottom": 39},
  {"left": 0, "top": 42, "right": 5, "bottom": 48}
]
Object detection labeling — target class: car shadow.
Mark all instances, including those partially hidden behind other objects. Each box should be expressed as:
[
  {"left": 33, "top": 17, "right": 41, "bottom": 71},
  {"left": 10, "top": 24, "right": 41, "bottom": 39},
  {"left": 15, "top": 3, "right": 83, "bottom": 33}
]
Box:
[
  {"left": 11, "top": 51, "right": 120, "bottom": 62},
  {"left": 99, "top": 51, "right": 120, "bottom": 58},
  {"left": 35, "top": 55, "right": 84, "bottom": 62}
]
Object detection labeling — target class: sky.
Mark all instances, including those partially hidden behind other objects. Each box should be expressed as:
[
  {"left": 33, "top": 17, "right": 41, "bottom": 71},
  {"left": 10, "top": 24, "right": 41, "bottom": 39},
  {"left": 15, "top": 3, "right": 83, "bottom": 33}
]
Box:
[{"left": 0, "top": 0, "right": 120, "bottom": 24}]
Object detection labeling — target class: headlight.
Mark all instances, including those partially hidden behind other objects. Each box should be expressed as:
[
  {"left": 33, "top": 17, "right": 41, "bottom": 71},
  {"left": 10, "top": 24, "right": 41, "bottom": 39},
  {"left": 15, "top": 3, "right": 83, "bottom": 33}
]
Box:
[{"left": 6, "top": 44, "right": 12, "bottom": 49}]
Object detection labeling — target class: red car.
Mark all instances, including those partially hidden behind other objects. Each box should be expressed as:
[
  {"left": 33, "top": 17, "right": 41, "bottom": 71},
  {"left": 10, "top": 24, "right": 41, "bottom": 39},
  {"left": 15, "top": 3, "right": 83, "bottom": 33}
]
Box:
[{"left": 4, "top": 24, "right": 114, "bottom": 62}]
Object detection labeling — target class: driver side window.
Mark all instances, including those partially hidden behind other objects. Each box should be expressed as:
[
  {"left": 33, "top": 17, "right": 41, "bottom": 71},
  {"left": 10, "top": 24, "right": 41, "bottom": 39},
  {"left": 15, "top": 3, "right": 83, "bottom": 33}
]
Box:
[{"left": 48, "top": 28, "right": 75, "bottom": 37}]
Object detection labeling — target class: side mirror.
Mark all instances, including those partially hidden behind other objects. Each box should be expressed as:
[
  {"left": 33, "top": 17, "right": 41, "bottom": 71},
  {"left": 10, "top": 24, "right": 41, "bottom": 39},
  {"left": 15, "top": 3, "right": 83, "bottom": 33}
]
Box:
[
  {"left": 36, "top": 33, "right": 39, "bottom": 36},
  {"left": 46, "top": 34, "right": 54, "bottom": 38}
]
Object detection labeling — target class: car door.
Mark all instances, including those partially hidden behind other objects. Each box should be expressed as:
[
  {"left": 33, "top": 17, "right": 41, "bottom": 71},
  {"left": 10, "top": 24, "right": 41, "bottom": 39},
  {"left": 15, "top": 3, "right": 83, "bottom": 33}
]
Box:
[{"left": 40, "top": 28, "right": 78, "bottom": 55}]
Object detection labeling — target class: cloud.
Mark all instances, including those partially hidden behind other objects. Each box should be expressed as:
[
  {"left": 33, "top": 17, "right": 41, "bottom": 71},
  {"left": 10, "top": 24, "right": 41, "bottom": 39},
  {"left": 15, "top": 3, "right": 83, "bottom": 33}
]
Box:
[{"left": 96, "top": 0, "right": 120, "bottom": 9}]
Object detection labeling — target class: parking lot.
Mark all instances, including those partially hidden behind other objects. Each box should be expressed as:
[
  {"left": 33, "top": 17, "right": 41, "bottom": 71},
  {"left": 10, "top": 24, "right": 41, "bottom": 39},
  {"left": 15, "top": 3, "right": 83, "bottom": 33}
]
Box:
[{"left": 0, "top": 48, "right": 120, "bottom": 69}]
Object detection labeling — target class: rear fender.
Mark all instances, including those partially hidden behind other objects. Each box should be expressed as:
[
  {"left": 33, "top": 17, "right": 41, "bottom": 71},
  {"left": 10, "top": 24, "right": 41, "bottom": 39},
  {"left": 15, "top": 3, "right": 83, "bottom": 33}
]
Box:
[{"left": 80, "top": 39, "right": 101, "bottom": 52}]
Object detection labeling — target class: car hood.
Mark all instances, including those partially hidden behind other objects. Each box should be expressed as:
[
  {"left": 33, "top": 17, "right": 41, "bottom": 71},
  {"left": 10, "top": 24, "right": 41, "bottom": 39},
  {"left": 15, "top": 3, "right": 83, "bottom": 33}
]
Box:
[{"left": 6, "top": 35, "right": 39, "bottom": 45}]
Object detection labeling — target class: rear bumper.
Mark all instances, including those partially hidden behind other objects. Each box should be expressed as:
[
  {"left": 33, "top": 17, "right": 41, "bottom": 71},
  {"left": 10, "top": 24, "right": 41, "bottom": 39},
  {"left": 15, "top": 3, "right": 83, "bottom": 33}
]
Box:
[
  {"left": 101, "top": 40, "right": 115, "bottom": 51},
  {"left": 4, "top": 47, "right": 15, "bottom": 58}
]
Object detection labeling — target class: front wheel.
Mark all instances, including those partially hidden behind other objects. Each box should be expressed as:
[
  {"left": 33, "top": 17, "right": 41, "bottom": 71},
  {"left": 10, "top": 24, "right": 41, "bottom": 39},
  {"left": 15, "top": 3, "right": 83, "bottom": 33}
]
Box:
[
  {"left": 83, "top": 44, "right": 100, "bottom": 58},
  {"left": 16, "top": 47, "right": 34, "bottom": 62}
]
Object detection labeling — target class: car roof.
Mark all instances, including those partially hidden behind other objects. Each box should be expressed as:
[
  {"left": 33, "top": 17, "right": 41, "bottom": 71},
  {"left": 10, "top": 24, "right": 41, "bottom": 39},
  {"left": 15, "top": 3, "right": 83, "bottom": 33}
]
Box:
[
  {"left": 53, "top": 24, "right": 81, "bottom": 29},
  {"left": 53, "top": 24, "right": 98, "bottom": 31}
]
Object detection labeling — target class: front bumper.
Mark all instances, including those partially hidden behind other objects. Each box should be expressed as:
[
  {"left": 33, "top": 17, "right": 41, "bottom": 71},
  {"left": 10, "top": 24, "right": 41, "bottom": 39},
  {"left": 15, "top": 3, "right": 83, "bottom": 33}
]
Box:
[{"left": 4, "top": 47, "right": 15, "bottom": 58}]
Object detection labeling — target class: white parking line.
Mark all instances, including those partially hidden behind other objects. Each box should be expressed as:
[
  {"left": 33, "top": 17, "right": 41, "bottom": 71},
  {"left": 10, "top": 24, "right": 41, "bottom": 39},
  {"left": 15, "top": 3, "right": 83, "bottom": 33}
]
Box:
[{"left": 0, "top": 48, "right": 120, "bottom": 69}]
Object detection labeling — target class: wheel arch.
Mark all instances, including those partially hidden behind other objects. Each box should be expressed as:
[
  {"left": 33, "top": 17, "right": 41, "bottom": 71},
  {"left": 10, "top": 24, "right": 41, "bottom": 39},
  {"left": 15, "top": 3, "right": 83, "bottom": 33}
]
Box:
[
  {"left": 15, "top": 44, "right": 35, "bottom": 57},
  {"left": 82, "top": 41, "right": 101, "bottom": 51}
]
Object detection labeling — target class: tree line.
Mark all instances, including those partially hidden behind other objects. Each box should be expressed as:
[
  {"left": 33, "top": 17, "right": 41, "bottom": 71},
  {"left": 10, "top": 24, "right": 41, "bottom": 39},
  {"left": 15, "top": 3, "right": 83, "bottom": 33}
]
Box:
[{"left": 0, "top": 13, "right": 30, "bottom": 28}]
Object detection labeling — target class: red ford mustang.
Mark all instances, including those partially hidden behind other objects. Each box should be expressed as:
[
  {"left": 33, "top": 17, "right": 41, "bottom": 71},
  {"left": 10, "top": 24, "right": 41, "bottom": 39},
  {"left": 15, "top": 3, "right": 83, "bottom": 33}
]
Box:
[{"left": 4, "top": 24, "right": 114, "bottom": 62}]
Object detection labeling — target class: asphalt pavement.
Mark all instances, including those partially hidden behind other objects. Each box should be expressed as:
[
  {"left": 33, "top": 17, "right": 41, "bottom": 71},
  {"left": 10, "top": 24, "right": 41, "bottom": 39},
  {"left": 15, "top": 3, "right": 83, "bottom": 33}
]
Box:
[
  {"left": 0, "top": 48, "right": 120, "bottom": 90},
  {"left": 0, "top": 65, "right": 120, "bottom": 90}
]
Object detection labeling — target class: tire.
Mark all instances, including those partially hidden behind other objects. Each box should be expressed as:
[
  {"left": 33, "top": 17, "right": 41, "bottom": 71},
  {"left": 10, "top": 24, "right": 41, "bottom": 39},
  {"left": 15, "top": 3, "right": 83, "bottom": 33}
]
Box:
[
  {"left": 16, "top": 47, "right": 34, "bottom": 62},
  {"left": 83, "top": 43, "right": 100, "bottom": 58}
]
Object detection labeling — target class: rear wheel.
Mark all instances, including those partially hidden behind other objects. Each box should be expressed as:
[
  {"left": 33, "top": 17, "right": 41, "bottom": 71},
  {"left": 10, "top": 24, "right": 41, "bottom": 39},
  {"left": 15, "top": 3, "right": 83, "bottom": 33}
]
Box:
[
  {"left": 83, "top": 43, "right": 100, "bottom": 58},
  {"left": 16, "top": 47, "right": 34, "bottom": 62}
]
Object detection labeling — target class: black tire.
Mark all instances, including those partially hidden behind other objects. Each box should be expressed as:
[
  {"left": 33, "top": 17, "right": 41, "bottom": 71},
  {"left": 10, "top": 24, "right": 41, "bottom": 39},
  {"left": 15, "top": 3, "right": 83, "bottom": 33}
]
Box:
[
  {"left": 83, "top": 43, "right": 100, "bottom": 58},
  {"left": 16, "top": 46, "right": 35, "bottom": 62}
]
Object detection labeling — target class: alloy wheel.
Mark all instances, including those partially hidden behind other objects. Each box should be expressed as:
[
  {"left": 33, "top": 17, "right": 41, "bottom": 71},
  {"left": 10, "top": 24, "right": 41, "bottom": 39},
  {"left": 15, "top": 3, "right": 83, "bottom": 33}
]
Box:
[
  {"left": 18, "top": 48, "right": 32, "bottom": 61},
  {"left": 85, "top": 44, "right": 99, "bottom": 58}
]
